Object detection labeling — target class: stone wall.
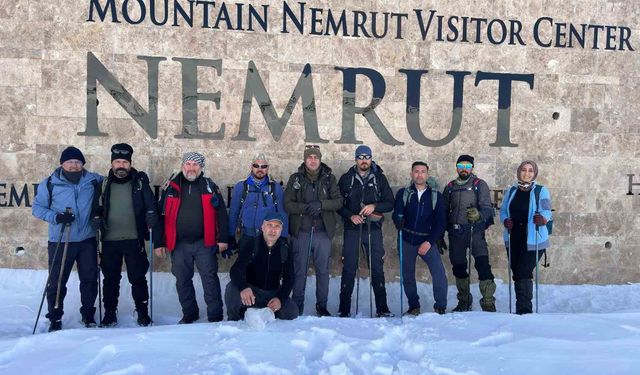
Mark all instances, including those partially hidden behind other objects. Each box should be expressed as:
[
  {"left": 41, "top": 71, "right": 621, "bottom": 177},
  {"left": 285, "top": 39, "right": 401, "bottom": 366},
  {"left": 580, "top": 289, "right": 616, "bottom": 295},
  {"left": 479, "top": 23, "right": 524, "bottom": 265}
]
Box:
[{"left": 1, "top": 0, "right": 639, "bottom": 284}]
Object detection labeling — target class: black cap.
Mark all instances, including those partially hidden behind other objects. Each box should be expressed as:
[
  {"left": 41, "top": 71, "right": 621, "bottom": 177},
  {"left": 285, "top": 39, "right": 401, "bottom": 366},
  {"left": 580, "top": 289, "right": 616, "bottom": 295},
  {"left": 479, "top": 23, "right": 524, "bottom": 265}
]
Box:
[
  {"left": 60, "top": 146, "right": 85, "bottom": 165},
  {"left": 456, "top": 154, "right": 474, "bottom": 166},
  {"left": 111, "top": 143, "right": 133, "bottom": 162}
]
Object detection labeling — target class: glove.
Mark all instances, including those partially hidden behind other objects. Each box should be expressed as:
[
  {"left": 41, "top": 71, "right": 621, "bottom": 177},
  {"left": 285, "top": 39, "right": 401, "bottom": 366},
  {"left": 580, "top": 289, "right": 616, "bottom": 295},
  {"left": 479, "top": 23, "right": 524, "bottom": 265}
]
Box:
[
  {"left": 90, "top": 216, "right": 103, "bottom": 231},
  {"left": 145, "top": 211, "right": 158, "bottom": 227},
  {"left": 533, "top": 213, "right": 547, "bottom": 227},
  {"left": 304, "top": 200, "right": 322, "bottom": 216},
  {"left": 503, "top": 218, "right": 513, "bottom": 230},
  {"left": 394, "top": 219, "right": 404, "bottom": 231},
  {"left": 55, "top": 212, "right": 75, "bottom": 225},
  {"left": 227, "top": 236, "right": 238, "bottom": 252},
  {"left": 436, "top": 237, "right": 447, "bottom": 254},
  {"left": 220, "top": 248, "right": 236, "bottom": 259},
  {"left": 466, "top": 207, "right": 481, "bottom": 223}
]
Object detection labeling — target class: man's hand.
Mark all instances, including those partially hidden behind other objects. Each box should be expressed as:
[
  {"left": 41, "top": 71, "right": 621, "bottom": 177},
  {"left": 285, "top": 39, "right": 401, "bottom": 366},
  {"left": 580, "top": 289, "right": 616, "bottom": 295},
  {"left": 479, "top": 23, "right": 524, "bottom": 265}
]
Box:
[
  {"left": 466, "top": 207, "right": 481, "bottom": 223},
  {"left": 533, "top": 213, "right": 547, "bottom": 227},
  {"left": 503, "top": 218, "right": 514, "bottom": 230},
  {"left": 145, "top": 211, "right": 158, "bottom": 227},
  {"left": 218, "top": 242, "right": 228, "bottom": 252},
  {"left": 359, "top": 204, "right": 376, "bottom": 217},
  {"left": 267, "top": 297, "right": 282, "bottom": 312},
  {"left": 240, "top": 288, "right": 256, "bottom": 306},
  {"left": 350, "top": 215, "right": 365, "bottom": 225},
  {"left": 418, "top": 241, "right": 431, "bottom": 256},
  {"left": 394, "top": 219, "right": 404, "bottom": 231},
  {"left": 90, "top": 216, "right": 103, "bottom": 231},
  {"left": 154, "top": 247, "right": 166, "bottom": 258}
]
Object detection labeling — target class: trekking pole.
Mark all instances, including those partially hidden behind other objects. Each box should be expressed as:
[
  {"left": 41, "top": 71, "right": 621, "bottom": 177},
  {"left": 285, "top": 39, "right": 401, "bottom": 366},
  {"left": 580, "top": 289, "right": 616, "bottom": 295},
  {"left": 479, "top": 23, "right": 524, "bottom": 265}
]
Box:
[
  {"left": 367, "top": 220, "right": 373, "bottom": 318},
  {"left": 535, "top": 213, "right": 540, "bottom": 314},
  {"left": 355, "top": 225, "right": 361, "bottom": 317},
  {"left": 96, "top": 228, "right": 103, "bottom": 327},
  {"left": 55, "top": 208, "right": 74, "bottom": 310},
  {"left": 148, "top": 222, "right": 154, "bottom": 325},
  {"left": 399, "top": 229, "right": 404, "bottom": 318},
  {"left": 32, "top": 209, "right": 71, "bottom": 335},
  {"left": 468, "top": 221, "right": 473, "bottom": 310},
  {"left": 301, "top": 224, "right": 315, "bottom": 315},
  {"left": 507, "top": 228, "right": 512, "bottom": 314}
]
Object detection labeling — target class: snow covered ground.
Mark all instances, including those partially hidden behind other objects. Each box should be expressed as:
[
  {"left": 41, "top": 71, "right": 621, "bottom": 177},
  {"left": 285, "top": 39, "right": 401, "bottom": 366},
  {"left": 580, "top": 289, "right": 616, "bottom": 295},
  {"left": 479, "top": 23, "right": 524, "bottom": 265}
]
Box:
[{"left": 1, "top": 268, "right": 639, "bottom": 375}]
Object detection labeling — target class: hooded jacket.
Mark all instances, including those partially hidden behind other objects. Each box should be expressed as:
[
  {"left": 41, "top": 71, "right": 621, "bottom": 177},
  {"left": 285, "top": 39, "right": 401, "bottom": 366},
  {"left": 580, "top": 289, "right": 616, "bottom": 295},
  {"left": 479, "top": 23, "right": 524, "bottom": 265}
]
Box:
[
  {"left": 32, "top": 168, "right": 103, "bottom": 242},
  {"left": 284, "top": 162, "right": 342, "bottom": 239}
]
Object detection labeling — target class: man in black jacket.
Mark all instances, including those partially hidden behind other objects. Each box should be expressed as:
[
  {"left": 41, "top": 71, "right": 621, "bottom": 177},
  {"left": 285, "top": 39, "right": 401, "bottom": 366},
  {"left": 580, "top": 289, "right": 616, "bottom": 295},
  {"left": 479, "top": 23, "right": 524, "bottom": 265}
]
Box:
[
  {"left": 337, "top": 145, "right": 395, "bottom": 318},
  {"left": 92, "top": 143, "right": 160, "bottom": 327},
  {"left": 225, "top": 212, "right": 298, "bottom": 321}
]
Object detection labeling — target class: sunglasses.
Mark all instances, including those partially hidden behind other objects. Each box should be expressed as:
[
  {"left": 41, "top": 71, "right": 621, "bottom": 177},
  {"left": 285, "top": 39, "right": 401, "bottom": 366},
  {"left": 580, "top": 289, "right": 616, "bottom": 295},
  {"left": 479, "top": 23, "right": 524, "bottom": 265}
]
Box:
[
  {"left": 252, "top": 163, "right": 269, "bottom": 169},
  {"left": 456, "top": 163, "right": 473, "bottom": 170},
  {"left": 305, "top": 144, "right": 320, "bottom": 149},
  {"left": 112, "top": 149, "right": 131, "bottom": 155},
  {"left": 356, "top": 154, "right": 372, "bottom": 160}
]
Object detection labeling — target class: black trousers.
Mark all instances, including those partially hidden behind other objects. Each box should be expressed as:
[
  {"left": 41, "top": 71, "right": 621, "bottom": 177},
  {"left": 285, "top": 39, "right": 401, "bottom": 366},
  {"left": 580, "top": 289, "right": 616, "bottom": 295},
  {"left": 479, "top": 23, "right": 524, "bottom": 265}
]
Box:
[
  {"left": 101, "top": 239, "right": 150, "bottom": 312},
  {"left": 46, "top": 237, "right": 98, "bottom": 321},
  {"left": 225, "top": 281, "right": 299, "bottom": 321}
]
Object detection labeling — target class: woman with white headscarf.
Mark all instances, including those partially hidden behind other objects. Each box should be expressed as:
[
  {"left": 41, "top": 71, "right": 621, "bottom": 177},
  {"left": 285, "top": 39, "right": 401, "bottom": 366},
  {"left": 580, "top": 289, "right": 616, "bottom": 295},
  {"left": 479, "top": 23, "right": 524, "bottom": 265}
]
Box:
[{"left": 500, "top": 160, "right": 552, "bottom": 314}]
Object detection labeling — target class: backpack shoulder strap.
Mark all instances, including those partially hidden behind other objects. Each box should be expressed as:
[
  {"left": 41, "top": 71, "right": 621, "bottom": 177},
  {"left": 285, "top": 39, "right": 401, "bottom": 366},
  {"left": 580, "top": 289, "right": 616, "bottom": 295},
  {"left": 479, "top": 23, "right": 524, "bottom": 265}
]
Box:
[
  {"left": 534, "top": 184, "right": 543, "bottom": 211},
  {"left": 431, "top": 189, "right": 438, "bottom": 211},
  {"left": 46, "top": 176, "right": 53, "bottom": 208}
]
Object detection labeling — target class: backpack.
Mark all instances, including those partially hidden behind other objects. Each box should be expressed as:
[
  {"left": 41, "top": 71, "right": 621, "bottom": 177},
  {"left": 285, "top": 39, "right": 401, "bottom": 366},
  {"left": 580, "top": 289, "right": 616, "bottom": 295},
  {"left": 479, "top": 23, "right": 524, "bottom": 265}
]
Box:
[
  {"left": 240, "top": 179, "right": 279, "bottom": 212},
  {"left": 507, "top": 185, "right": 553, "bottom": 235},
  {"left": 447, "top": 177, "right": 495, "bottom": 227},
  {"left": 401, "top": 176, "right": 439, "bottom": 211}
]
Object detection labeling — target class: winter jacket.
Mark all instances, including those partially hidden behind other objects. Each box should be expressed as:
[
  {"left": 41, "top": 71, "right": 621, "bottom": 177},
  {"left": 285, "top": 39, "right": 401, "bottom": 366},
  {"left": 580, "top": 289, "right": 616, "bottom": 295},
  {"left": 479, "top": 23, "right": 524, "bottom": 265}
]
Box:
[
  {"left": 392, "top": 184, "right": 446, "bottom": 247},
  {"left": 157, "top": 173, "right": 228, "bottom": 251},
  {"left": 32, "top": 168, "right": 104, "bottom": 242},
  {"left": 228, "top": 176, "right": 288, "bottom": 239},
  {"left": 500, "top": 182, "right": 552, "bottom": 250},
  {"left": 229, "top": 235, "right": 294, "bottom": 302},
  {"left": 284, "top": 163, "right": 342, "bottom": 239},
  {"left": 337, "top": 162, "right": 395, "bottom": 230},
  {"left": 442, "top": 174, "right": 494, "bottom": 231},
  {"left": 95, "top": 168, "right": 161, "bottom": 247}
]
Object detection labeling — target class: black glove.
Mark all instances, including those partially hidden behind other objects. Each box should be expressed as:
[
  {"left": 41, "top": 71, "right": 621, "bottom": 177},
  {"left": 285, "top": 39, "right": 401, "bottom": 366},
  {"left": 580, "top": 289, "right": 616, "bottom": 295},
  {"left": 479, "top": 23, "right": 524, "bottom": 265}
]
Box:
[
  {"left": 227, "top": 236, "right": 238, "bottom": 252},
  {"left": 436, "top": 237, "right": 447, "bottom": 254},
  {"left": 394, "top": 219, "right": 404, "bottom": 231},
  {"left": 503, "top": 218, "right": 514, "bottom": 230},
  {"left": 220, "top": 246, "right": 236, "bottom": 259},
  {"left": 55, "top": 212, "right": 75, "bottom": 225},
  {"left": 90, "top": 216, "right": 103, "bottom": 231},
  {"left": 145, "top": 211, "right": 158, "bottom": 227},
  {"left": 304, "top": 200, "right": 322, "bottom": 216}
]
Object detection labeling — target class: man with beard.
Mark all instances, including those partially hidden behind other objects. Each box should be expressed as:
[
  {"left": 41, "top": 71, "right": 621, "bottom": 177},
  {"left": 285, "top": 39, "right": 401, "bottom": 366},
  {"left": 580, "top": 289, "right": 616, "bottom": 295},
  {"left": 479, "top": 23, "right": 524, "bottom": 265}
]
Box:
[
  {"left": 284, "top": 145, "right": 342, "bottom": 316},
  {"left": 155, "top": 152, "right": 229, "bottom": 324},
  {"left": 393, "top": 162, "right": 448, "bottom": 315},
  {"left": 32, "top": 146, "right": 103, "bottom": 332},
  {"left": 91, "top": 143, "right": 159, "bottom": 327},
  {"left": 443, "top": 155, "right": 496, "bottom": 312},
  {"left": 337, "top": 145, "right": 395, "bottom": 318},
  {"left": 228, "top": 153, "right": 287, "bottom": 252}
]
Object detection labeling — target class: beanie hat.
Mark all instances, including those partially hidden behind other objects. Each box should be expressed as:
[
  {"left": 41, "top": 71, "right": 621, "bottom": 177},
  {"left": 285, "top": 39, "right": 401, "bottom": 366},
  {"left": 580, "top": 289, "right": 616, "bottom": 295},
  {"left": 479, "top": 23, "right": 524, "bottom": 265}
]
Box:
[
  {"left": 303, "top": 145, "right": 322, "bottom": 160},
  {"left": 111, "top": 143, "right": 133, "bottom": 162},
  {"left": 355, "top": 145, "right": 372, "bottom": 158},
  {"left": 456, "top": 154, "right": 474, "bottom": 166},
  {"left": 252, "top": 153, "right": 269, "bottom": 164},
  {"left": 182, "top": 152, "right": 205, "bottom": 168},
  {"left": 60, "top": 146, "right": 85, "bottom": 165}
]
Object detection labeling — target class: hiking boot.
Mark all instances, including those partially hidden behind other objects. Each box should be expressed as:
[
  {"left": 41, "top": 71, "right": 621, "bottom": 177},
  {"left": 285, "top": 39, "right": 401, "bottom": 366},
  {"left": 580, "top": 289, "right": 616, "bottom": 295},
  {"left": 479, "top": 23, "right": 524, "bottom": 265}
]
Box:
[
  {"left": 479, "top": 279, "right": 497, "bottom": 312},
  {"left": 207, "top": 316, "right": 223, "bottom": 323},
  {"left": 316, "top": 304, "right": 332, "bottom": 317},
  {"left": 137, "top": 311, "right": 152, "bottom": 327},
  {"left": 434, "top": 307, "right": 446, "bottom": 315},
  {"left": 178, "top": 314, "right": 199, "bottom": 324},
  {"left": 453, "top": 277, "right": 473, "bottom": 312},
  {"left": 375, "top": 310, "right": 395, "bottom": 318},
  {"left": 403, "top": 307, "right": 421, "bottom": 317},
  {"left": 48, "top": 320, "right": 62, "bottom": 332},
  {"left": 100, "top": 311, "right": 118, "bottom": 327},
  {"left": 515, "top": 279, "right": 533, "bottom": 315},
  {"left": 338, "top": 311, "right": 350, "bottom": 318},
  {"left": 82, "top": 315, "right": 97, "bottom": 328}
]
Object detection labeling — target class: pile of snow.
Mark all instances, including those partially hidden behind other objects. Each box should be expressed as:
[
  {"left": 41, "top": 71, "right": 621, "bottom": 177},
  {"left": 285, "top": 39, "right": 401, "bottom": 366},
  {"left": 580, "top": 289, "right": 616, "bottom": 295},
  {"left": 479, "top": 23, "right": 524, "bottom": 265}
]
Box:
[{"left": 1, "top": 269, "right": 639, "bottom": 374}]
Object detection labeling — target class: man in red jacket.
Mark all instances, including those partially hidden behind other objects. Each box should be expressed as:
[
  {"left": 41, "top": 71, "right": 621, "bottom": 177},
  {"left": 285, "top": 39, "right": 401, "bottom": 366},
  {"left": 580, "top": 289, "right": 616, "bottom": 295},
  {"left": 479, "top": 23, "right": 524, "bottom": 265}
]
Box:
[{"left": 155, "top": 152, "right": 229, "bottom": 324}]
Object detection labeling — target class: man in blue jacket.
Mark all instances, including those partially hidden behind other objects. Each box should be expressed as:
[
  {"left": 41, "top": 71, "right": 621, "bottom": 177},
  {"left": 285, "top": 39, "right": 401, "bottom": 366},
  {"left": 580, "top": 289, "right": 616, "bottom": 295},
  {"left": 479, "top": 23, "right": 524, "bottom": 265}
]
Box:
[
  {"left": 392, "top": 161, "right": 448, "bottom": 315},
  {"left": 228, "top": 153, "right": 288, "bottom": 250},
  {"left": 32, "top": 146, "right": 104, "bottom": 332}
]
